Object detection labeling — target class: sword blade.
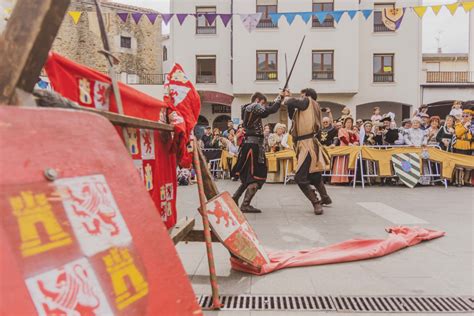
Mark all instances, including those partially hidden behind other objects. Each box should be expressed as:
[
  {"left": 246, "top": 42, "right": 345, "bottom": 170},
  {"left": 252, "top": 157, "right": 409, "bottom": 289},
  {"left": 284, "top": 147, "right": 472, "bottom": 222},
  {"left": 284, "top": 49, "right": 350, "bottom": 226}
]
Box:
[{"left": 283, "top": 35, "right": 306, "bottom": 91}]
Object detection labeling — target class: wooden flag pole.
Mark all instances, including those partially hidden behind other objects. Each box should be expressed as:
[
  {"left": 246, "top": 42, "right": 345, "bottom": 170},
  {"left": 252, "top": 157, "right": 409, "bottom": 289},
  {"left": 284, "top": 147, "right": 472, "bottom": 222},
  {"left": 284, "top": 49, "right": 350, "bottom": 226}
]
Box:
[{"left": 193, "top": 138, "right": 221, "bottom": 310}]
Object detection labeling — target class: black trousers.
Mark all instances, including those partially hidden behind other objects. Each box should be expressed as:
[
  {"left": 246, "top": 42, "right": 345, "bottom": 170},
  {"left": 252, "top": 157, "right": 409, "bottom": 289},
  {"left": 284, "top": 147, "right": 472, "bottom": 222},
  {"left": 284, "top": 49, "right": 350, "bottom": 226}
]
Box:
[{"left": 294, "top": 154, "right": 322, "bottom": 186}]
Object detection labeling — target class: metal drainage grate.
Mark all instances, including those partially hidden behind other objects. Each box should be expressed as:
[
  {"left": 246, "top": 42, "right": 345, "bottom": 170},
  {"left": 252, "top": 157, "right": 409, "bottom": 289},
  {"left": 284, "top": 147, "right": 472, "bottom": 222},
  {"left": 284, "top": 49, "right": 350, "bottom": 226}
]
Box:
[
  {"left": 334, "top": 296, "right": 473, "bottom": 313},
  {"left": 197, "top": 295, "right": 474, "bottom": 313},
  {"left": 197, "top": 295, "right": 335, "bottom": 311}
]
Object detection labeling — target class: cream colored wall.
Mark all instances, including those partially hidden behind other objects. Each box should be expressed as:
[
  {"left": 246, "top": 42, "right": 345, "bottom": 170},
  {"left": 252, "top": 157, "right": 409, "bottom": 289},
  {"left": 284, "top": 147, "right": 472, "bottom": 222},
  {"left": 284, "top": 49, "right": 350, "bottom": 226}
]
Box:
[
  {"left": 168, "top": 0, "right": 232, "bottom": 95},
  {"left": 470, "top": 9, "right": 474, "bottom": 72},
  {"left": 132, "top": 85, "right": 165, "bottom": 100}
]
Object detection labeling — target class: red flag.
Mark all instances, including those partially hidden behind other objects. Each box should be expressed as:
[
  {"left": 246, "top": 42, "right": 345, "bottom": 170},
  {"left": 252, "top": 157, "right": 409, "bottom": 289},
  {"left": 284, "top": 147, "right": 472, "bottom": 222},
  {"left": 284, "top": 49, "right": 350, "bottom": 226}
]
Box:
[
  {"left": 164, "top": 64, "right": 201, "bottom": 167},
  {"left": 45, "top": 52, "right": 178, "bottom": 228}
]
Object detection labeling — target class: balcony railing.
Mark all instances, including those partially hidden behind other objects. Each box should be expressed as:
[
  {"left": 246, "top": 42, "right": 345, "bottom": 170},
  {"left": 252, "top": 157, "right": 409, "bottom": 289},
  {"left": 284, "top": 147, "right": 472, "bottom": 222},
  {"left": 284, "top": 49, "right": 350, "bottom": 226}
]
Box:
[
  {"left": 257, "top": 19, "right": 278, "bottom": 29},
  {"left": 426, "top": 71, "right": 473, "bottom": 83},
  {"left": 312, "top": 17, "right": 334, "bottom": 28},
  {"left": 125, "top": 74, "right": 167, "bottom": 85},
  {"left": 373, "top": 73, "right": 394, "bottom": 83},
  {"left": 196, "top": 75, "right": 216, "bottom": 84},
  {"left": 374, "top": 22, "right": 394, "bottom": 33},
  {"left": 196, "top": 26, "right": 216, "bottom": 34},
  {"left": 256, "top": 71, "right": 278, "bottom": 81},
  {"left": 312, "top": 71, "right": 334, "bottom": 80}
]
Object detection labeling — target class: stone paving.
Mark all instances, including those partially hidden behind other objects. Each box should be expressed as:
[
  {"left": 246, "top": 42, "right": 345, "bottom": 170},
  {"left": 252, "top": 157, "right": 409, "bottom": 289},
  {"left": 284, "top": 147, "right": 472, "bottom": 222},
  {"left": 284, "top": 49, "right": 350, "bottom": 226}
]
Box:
[{"left": 175, "top": 180, "right": 473, "bottom": 315}]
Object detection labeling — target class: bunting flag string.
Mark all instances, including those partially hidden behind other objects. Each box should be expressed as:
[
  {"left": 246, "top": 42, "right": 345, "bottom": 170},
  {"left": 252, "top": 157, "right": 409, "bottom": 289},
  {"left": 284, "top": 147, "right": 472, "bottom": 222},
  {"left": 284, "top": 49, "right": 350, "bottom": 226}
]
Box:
[{"left": 3, "top": 1, "right": 473, "bottom": 32}]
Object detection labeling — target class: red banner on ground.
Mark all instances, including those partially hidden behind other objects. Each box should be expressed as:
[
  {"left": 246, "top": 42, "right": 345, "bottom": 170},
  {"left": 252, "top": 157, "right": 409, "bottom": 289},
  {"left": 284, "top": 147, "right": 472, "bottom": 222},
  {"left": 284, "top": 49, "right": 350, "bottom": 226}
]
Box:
[{"left": 45, "top": 52, "right": 177, "bottom": 228}]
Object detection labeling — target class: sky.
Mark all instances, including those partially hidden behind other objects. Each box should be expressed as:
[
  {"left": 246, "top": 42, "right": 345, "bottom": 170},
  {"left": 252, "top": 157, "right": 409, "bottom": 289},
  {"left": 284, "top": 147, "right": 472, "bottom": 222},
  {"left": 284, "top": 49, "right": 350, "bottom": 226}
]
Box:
[{"left": 2, "top": 0, "right": 466, "bottom": 53}]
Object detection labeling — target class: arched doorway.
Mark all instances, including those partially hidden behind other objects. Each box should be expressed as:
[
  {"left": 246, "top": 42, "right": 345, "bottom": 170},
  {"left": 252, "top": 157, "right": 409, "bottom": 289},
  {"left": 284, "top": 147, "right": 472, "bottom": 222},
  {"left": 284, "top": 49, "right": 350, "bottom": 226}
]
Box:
[
  {"left": 213, "top": 115, "right": 231, "bottom": 132},
  {"left": 356, "top": 101, "right": 412, "bottom": 124},
  {"left": 319, "top": 101, "right": 346, "bottom": 121},
  {"left": 194, "top": 115, "right": 209, "bottom": 140}
]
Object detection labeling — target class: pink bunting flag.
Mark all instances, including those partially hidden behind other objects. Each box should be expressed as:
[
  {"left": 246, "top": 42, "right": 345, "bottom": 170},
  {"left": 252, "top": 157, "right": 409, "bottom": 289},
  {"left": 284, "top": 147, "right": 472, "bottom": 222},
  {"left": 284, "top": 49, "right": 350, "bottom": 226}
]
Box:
[{"left": 239, "top": 13, "right": 262, "bottom": 33}]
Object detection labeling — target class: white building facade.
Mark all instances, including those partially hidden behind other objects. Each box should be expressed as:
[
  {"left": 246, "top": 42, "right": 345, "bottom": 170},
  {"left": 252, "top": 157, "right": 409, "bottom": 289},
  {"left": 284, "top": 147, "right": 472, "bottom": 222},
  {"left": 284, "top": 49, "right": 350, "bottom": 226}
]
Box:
[{"left": 165, "top": 0, "right": 423, "bottom": 130}]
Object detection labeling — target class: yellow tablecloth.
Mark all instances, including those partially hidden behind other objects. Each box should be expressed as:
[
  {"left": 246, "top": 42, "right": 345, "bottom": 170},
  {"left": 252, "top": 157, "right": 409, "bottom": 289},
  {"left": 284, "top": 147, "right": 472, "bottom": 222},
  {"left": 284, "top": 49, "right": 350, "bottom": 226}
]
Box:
[
  {"left": 220, "top": 150, "right": 238, "bottom": 171},
  {"left": 325, "top": 146, "right": 360, "bottom": 170},
  {"left": 266, "top": 150, "right": 297, "bottom": 173}
]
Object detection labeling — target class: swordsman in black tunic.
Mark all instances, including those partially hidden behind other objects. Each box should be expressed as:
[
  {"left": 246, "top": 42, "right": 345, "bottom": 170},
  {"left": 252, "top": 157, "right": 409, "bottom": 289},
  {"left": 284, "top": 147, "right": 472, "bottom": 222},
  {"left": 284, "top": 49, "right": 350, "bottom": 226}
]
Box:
[
  {"left": 284, "top": 88, "right": 332, "bottom": 215},
  {"left": 231, "top": 91, "right": 286, "bottom": 213}
]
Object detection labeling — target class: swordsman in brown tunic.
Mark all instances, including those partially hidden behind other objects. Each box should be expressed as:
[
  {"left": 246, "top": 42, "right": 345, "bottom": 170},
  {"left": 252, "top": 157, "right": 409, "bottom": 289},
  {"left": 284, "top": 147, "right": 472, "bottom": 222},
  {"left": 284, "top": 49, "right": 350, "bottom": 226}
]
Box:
[{"left": 284, "top": 88, "right": 332, "bottom": 215}]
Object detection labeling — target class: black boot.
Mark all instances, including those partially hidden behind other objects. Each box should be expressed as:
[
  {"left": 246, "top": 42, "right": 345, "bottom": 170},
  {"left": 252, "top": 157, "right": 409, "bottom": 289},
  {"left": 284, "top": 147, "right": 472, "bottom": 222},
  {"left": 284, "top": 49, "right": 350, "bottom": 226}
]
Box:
[
  {"left": 240, "top": 183, "right": 262, "bottom": 213},
  {"left": 298, "top": 184, "right": 323, "bottom": 215},
  {"left": 314, "top": 180, "right": 332, "bottom": 206},
  {"left": 232, "top": 184, "right": 247, "bottom": 206}
]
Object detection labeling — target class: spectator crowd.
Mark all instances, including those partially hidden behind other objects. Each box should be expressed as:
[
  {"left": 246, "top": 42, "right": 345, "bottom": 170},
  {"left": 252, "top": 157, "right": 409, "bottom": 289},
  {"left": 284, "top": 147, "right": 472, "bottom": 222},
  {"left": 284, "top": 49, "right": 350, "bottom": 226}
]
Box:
[{"left": 194, "top": 101, "right": 473, "bottom": 187}]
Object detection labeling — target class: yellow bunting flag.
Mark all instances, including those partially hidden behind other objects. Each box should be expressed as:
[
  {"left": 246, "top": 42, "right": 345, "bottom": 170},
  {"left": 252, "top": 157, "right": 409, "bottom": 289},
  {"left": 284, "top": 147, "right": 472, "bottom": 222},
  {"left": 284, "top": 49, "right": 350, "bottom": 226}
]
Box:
[
  {"left": 431, "top": 5, "right": 442, "bottom": 15},
  {"left": 3, "top": 8, "right": 12, "bottom": 15},
  {"left": 445, "top": 3, "right": 459, "bottom": 15},
  {"left": 413, "top": 6, "right": 427, "bottom": 18},
  {"left": 68, "top": 11, "right": 82, "bottom": 24},
  {"left": 462, "top": 1, "right": 474, "bottom": 12}
]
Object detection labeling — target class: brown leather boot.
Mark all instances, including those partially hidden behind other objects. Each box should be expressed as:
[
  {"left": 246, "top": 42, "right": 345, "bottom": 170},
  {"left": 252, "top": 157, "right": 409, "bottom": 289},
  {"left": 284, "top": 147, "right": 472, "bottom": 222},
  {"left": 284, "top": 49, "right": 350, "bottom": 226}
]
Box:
[
  {"left": 298, "top": 184, "right": 323, "bottom": 215},
  {"left": 232, "top": 184, "right": 247, "bottom": 205},
  {"left": 240, "top": 183, "right": 262, "bottom": 213},
  {"left": 314, "top": 180, "right": 332, "bottom": 206}
]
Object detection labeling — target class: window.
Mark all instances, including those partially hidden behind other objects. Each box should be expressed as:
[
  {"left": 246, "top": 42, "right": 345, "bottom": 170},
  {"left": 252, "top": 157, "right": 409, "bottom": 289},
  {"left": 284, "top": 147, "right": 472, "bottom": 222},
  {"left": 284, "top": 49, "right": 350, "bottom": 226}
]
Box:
[
  {"left": 312, "top": 1, "right": 334, "bottom": 28},
  {"left": 120, "top": 36, "right": 132, "bottom": 49},
  {"left": 196, "top": 6, "right": 216, "bottom": 34},
  {"left": 373, "top": 54, "right": 394, "bottom": 82},
  {"left": 312, "top": 51, "right": 334, "bottom": 80},
  {"left": 256, "top": 51, "right": 278, "bottom": 81},
  {"left": 374, "top": 3, "right": 395, "bottom": 32},
  {"left": 257, "top": 0, "right": 278, "bottom": 28},
  {"left": 196, "top": 56, "right": 216, "bottom": 83},
  {"left": 163, "top": 46, "right": 168, "bottom": 61}
]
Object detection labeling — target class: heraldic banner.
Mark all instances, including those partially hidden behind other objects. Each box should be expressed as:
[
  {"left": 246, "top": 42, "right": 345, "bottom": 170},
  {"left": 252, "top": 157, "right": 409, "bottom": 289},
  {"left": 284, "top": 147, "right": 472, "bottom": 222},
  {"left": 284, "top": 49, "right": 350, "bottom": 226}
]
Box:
[{"left": 45, "top": 52, "right": 180, "bottom": 228}]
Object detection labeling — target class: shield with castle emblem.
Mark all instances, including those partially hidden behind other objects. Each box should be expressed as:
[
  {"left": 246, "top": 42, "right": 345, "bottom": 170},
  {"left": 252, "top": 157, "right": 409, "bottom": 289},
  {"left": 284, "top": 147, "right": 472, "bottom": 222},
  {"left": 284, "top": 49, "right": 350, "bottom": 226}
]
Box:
[{"left": 203, "top": 192, "right": 270, "bottom": 268}]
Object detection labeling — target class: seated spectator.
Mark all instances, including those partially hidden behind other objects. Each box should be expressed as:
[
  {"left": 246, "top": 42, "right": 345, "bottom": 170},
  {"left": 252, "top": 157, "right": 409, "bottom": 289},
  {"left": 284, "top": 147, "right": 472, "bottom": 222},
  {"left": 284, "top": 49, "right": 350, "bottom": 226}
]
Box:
[
  {"left": 220, "top": 133, "right": 239, "bottom": 156},
  {"left": 268, "top": 123, "right": 290, "bottom": 152},
  {"left": 337, "top": 106, "right": 351, "bottom": 123},
  {"left": 404, "top": 117, "right": 427, "bottom": 147},
  {"left": 449, "top": 100, "right": 463, "bottom": 121},
  {"left": 201, "top": 126, "right": 213, "bottom": 148},
  {"left": 209, "top": 128, "right": 222, "bottom": 149},
  {"left": 318, "top": 117, "right": 339, "bottom": 147},
  {"left": 436, "top": 115, "right": 455, "bottom": 152},
  {"left": 371, "top": 106, "right": 382, "bottom": 122},
  {"left": 426, "top": 116, "right": 441, "bottom": 146},
  {"left": 222, "top": 120, "right": 236, "bottom": 138}
]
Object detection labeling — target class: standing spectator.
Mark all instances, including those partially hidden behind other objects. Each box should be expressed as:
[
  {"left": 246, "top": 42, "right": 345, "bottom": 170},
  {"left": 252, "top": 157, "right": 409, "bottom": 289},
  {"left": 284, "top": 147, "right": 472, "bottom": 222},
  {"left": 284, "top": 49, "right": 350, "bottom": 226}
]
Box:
[
  {"left": 453, "top": 110, "right": 473, "bottom": 186},
  {"left": 449, "top": 100, "right": 463, "bottom": 121},
  {"left": 222, "top": 120, "right": 236, "bottom": 138},
  {"left": 337, "top": 106, "right": 351, "bottom": 123},
  {"left": 371, "top": 106, "right": 382, "bottom": 122},
  {"left": 318, "top": 117, "right": 339, "bottom": 147},
  {"left": 436, "top": 115, "right": 455, "bottom": 152},
  {"left": 362, "top": 121, "right": 379, "bottom": 145},
  {"left": 201, "top": 126, "right": 213, "bottom": 148},
  {"left": 268, "top": 123, "right": 290, "bottom": 152},
  {"left": 385, "top": 121, "right": 400, "bottom": 145},
  {"left": 263, "top": 124, "right": 271, "bottom": 152},
  {"left": 332, "top": 117, "right": 359, "bottom": 184},
  {"left": 413, "top": 104, "right": 428, "bottom": 118},
  {"left": 426, "top": 116, "right": 441, "bottom": 146},
  {"left": 404, "top": 117, "right": 427, "bottom": 147},
  {"left": 235, "top": 124, "right": 245, "bottom": 146},
  {"left": 419, "top": 113, "right": 430, "bottom": 130},
  {"left": 335, "top": 121, "right": 343, "bottom": 132},
  {"left": 209, "top": 128, "right": 222, "bottom": 148},
  {"left": 355, "top": 119, "right": 364, "bottom": 131}
]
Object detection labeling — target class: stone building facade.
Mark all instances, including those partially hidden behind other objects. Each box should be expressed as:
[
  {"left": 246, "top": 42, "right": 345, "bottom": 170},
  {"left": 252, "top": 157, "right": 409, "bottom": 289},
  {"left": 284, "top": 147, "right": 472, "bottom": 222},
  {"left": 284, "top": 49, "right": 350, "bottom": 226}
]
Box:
[{"left": 52, "top": 0, "right": 163, "bottom": 81}]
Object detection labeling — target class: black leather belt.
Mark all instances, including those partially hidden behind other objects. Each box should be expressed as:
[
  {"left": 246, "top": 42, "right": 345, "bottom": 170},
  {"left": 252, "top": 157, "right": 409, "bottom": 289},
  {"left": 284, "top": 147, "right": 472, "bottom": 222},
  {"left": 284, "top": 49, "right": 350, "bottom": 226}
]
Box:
[{"left": 294, "top": 133, "right": 315, "bottom": 142}]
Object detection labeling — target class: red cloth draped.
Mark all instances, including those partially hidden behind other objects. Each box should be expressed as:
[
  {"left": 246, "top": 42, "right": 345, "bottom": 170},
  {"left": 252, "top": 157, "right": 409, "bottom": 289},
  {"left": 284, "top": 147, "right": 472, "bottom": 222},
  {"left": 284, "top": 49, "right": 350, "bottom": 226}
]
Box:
[
  {"left": 230, "top": 226, "right": 445, "bottom": 275},
  {"left": 45, "top": 52, "right": 178, "bottom": 228}
]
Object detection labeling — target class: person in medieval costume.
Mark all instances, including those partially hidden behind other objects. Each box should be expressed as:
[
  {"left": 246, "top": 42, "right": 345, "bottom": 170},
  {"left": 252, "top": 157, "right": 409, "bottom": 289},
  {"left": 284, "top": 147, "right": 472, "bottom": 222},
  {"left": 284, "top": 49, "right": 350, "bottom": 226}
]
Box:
[
  {"left": 231, "top": 91, "right": 287, "bottom": 213},
  {"left": 283, "top": 88, "right": 332, "bottom": 215}
]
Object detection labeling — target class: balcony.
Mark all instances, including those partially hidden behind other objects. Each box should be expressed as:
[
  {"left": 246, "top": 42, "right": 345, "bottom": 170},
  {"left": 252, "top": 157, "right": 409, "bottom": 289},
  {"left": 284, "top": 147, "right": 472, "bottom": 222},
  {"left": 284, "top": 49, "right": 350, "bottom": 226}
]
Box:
[
  {"left": 196, "top": 75, "right": 216, "bottom": 84},
  {"left": 373, "top": 22, "right": 394, "bottom": 33},
  {"left": 196, "top": 26, "right": 216, "bottom": 35},
  {"left": 425, "top": 71, "right": 473, "bottom": 84},
  {"left": 256, "top": 71, "right": 278, "bottom": 81},
  {"left": 373, "top": 73, "right": 394, "bottom": 83},
  {"left": 124, "top": 73, "right": 167, "bottom": 85},
  {"left": 257, "top": 19, "right": 278, "bottom": 29},
  {"left": 312, "top": 71, "right": 334, "bottom": 80}
]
